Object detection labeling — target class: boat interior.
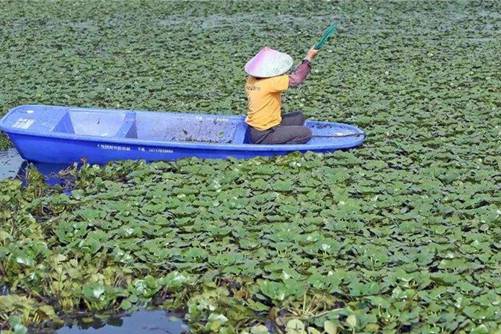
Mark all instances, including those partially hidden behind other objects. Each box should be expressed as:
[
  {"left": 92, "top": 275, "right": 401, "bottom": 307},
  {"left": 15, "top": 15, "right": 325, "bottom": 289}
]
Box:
[
  {"left": 53, "top": 108, "right": 251, "bottom": 144},
  {"left": 5, "top": 105, "right": 362, "bottom": 146}
]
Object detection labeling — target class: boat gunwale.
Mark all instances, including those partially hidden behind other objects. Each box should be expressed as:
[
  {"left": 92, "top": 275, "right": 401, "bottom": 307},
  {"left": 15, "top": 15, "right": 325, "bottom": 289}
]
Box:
[{"left": 0, "top": 105, "right": 366, "bottom": 152}]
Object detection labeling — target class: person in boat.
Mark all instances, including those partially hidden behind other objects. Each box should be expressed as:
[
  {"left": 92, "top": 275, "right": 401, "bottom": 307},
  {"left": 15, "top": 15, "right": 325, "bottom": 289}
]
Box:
[{"left": 244, "top": 46, "right": 318, "bottom": 144}]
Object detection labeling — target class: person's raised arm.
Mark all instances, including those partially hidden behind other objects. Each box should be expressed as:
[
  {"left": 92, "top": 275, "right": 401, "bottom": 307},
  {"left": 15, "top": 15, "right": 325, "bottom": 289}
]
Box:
[
  {"left": 304, "top": 47, "right": 319, "bottom": 62},
  {"left": 289, "top": 47, "right": 319, "bottom": 88}
]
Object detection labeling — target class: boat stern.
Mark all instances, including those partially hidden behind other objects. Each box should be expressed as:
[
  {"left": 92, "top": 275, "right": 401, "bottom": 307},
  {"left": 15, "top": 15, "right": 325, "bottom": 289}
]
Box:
[{"left": 0, "top": 105, "right": 69, "bottom": 135}]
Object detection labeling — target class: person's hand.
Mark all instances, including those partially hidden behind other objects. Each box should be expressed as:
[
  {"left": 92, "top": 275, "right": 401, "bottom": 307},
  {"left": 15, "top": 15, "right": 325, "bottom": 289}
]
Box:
[{"left": 305, "top": 47, "right": 319, "bottom": 62}]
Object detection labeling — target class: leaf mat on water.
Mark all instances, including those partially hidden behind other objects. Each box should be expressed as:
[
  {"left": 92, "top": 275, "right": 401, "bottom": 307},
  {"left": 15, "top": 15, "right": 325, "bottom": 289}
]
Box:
[{"left": 1, "top": 0, "right": 500, "bottom": 333}]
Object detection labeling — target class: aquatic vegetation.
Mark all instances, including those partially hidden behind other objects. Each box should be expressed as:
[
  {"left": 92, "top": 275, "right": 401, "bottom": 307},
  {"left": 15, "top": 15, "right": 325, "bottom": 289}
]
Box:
[
  {"left": 2, "top": 149, "right": 500, "bottom": 333},
  {"left": 1, "top": 0, "right": 500, "bottom": 333}
]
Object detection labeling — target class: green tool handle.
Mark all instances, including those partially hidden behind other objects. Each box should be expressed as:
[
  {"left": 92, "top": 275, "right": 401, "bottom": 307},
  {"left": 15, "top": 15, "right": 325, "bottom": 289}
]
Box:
[{"left": 314, "top": 22, "right": 337, "bottom": 50}]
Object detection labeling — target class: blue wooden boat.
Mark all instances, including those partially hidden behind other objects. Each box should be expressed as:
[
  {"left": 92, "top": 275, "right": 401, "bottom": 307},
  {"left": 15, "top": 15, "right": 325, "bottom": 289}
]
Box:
[{"left": 0, "top": 105, "right": 365, "bottom": 164}]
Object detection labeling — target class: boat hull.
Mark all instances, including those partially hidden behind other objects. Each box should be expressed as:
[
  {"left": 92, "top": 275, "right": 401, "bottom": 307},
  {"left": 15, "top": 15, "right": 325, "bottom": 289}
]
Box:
[
  {"left": 8, "top": 132, "right": 356, "bottom": 164},
  {"left": 1, "top": 105, "right": 366, "bottom": 164}
]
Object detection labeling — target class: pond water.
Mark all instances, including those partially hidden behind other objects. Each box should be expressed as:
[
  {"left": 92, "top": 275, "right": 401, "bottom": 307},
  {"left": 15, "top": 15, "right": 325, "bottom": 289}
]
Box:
[
  {"left": 0, "top": 148, "right": 24, "bottom": 179},
  {"left": 0, "top": 148, "right": 72, "bottom": 185},
  {"left": 55, "top": 310, "right": 189, "bottom": 334}
]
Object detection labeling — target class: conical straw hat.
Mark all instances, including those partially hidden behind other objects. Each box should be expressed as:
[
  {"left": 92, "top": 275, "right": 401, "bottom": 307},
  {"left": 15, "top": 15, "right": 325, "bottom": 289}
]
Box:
[{"left": 244, "top": 47, "right": 293, "bottom": 78}]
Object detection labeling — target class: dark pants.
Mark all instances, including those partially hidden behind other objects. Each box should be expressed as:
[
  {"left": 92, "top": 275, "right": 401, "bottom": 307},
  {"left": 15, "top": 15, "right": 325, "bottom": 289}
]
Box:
[{"left": 249, "top": 111, "right": 312, "bottom": 144}]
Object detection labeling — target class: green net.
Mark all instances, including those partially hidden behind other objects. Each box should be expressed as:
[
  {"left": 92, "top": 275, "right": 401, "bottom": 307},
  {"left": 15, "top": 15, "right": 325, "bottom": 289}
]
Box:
[{"left": 314, "top": 22, "right": 337, "bottom": 49}]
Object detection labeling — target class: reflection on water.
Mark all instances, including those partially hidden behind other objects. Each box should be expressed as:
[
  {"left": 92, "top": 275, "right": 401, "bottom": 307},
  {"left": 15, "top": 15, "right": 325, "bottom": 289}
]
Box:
[
  {"left": 0, "top": 148, "right": 24, "bottom": 179},
  {"left": 56, "top": 310, "right": 189, "bottom": 334},
  {"left": 0, "top": 148, "right": 74, "bottom": 186}
]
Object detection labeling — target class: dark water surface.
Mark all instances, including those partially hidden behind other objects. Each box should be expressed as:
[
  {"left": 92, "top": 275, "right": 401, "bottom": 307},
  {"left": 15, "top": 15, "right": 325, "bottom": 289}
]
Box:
[
  {"left": 0, "top": 148, "right": 24, "bottom": 179},
  {"left": 56, "top": 311, "right": 189, "bottom": 334},
  {"left": 0, "top": 148, "right": 73, "bottom": 185}
]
